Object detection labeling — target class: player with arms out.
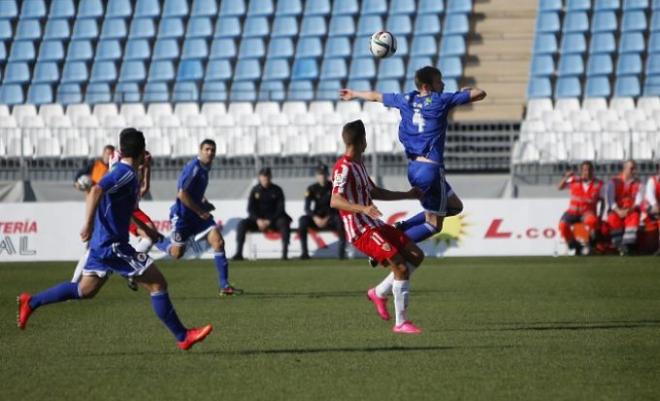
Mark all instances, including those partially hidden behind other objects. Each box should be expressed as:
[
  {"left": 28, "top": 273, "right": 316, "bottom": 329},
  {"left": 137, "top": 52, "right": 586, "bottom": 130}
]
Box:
[
  {"left": 17, "top": 129, "right": 212, "bottom": 350},
  {"left": 156, "top": 139, "right": 242, "bottom": 296},
  {"left": 331, "top": 120, "right": 425, "bottom": 334},
  {"left": 340, "top": 67, "right": 486, "bottom": 264}
]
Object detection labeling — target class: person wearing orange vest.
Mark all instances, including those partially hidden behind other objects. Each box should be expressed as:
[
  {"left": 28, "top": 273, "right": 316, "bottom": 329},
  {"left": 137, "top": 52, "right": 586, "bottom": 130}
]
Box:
[
  {"left": 643, "top": 163, "right": 660, "bottom": 256},
  {"left": 74, "top": 145, "right": 115, "bottom": 191},
  {"left": 557, "top": 161, "right": 605, "bottom": 255},
  {"left": 606, "top": 160, "right": 643, "bottom": 255}
]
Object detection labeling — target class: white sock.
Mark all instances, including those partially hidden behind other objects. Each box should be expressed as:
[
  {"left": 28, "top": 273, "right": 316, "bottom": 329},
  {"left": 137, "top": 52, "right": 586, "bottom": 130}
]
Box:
[
  {"left": 71, "top": 249, "right": 89, "bottom": 283},
  {"left": 374, "top": 262, "right": 417, "bottom": 298},
  {"left": 392, "top": 280, "right": 410, "bottom": 326},
  {"left": 134, "top": 237, "right": 154, "bottom": 253}
]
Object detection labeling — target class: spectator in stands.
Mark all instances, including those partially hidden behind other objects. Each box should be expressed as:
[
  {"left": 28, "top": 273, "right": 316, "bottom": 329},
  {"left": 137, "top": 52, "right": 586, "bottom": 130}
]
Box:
[
  {"left": 643, "top": 162, "right": 660, "bottom": 256},
  {"left": 298, "top": 165, "right": 346, "bottom": 260},
  {"left": 606, "top": 160, "right": 643, "bottom": 255},
  {"left": 74, "top": 145, "right": 115, "bottom": 190},
  {"left": 233, "top": 167, "right": 292, "bottom": 260},
  {"left": 557, "top": 161, "right": 605, "bottom": 255}
]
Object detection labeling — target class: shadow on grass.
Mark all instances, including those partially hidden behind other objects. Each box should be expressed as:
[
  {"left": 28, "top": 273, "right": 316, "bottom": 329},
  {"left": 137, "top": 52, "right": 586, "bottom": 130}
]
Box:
[
  {"left": 495, "top": 320, "right": 660, "bottom": 332},
  {"left": 176, "top": 289, "right": 446, "bottom": 301}
]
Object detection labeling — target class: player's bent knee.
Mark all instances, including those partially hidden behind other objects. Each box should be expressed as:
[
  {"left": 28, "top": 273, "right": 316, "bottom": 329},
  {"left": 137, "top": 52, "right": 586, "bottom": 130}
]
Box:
[{"left": 170, "top": 246, "right": 185, "bottom": 259}]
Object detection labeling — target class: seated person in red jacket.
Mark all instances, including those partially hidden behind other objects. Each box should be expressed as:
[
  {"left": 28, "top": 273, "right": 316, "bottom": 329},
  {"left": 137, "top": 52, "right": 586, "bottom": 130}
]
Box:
[{"left": 606, "top": 160, "right": 643, "bottom": 255}]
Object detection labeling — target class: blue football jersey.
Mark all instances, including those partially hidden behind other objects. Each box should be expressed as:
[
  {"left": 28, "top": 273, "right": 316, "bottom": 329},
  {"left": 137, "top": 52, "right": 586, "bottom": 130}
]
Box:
[
  {"left": 172, "top": 157, "right": 209, "bottom": 219},
  {"left": 90, "top": 161, "right": 139, "bottom": 249},
  {"left": 383, "top": 90, "right": 471, "bottom": 165}
]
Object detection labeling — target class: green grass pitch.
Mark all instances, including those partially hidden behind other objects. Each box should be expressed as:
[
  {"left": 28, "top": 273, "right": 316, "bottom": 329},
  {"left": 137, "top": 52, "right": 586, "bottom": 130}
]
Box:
[{"left": 1, "top": 257, "right": 659, "bottom": 401}]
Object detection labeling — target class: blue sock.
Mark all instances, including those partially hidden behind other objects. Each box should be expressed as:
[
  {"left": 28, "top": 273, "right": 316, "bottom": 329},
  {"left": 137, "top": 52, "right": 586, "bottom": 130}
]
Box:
[
  {"left": 214, "top": 251, "right": 229, "bottom": 289},
  {"left": 405, "top": 222, "right": 440, "bottom": 243},
  {"left": 151, "top": 292, "right": 187, "bottom": 341},
  {"left": 398, "top": 212, "right": 426, "bottom": 231},
  {"left": 155, "top": 237, "right": 171, "bottom": 253},
  {"left": 29, "top": 282, "right": 80, "bottom": 310}
]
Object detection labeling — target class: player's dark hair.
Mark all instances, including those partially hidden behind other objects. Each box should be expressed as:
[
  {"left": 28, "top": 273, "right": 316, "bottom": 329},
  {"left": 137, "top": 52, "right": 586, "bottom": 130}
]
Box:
[
  {"left": 581, "top": 161, "right": 594, "bottom": 169},
  {"left": 119, "top": 128, "right": 145, "bottom": 158},
  {"left": 414, "top": 66, "right": 442, "bottom": 90},
  {"left": 103, "top": 144, "right": 115, "bottom": 152},
  {"left": 342, "top": 120, "right": 366, "bottom": 146},
  {"left": 200, "top": 139, "right": 216, "bottom": 149}
]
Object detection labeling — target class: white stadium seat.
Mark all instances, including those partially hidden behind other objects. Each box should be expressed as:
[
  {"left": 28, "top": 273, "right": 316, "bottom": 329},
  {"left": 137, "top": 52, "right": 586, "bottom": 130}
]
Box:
[
  {"left": 526, "top": 99, "right": 553, "bottom": 119},
  {"left": 633, "top": 120, "right": 657, "bottom": 132},
  {"left": 103, "top": 114, "right": 127, "bottom": 128},
  {"left": 568, "top": 110, "right": 592, "bottom": 125},
  {"left": 128, "top": 115, "right": 154, "bottom": 128},
  {"left": 293, "top": 113, "right": 316, "bottom": 125},
  {"left": 228, "top": 102, "right": 254, "bottom": 118},
  {"left": 555, "top": 98, "right": 580, "bottom": 116},
  {"left": 172, "top": 137, "right": 199, "bottom": 158},
  {"left": 257, "top": 136, "right": 283, "bottom": 156},
  {"left": 75, "top": 115, "right": 100, "bottom": 128},
  {"left": 64, "top": 138, "right": 90, "bottom": 158},
  {"left": 569, "top": 142, "right": 596, "bottom": 161},
  {"left": 237, "top": 113, "right": 262, "bottom": 126},
  {"left": 623, "top": 109, "right": 646, "bottom": 126},
  {"left": 156, "top": 115, "right": 181, "bottom": 128},
  {"left": 255, "top": 101, "right": 280, "bottom": 117},
  {"left": 582, "top": 98, "right": 608, "bottom": 115},
  {"left": 265, "top": 113, "right": 289, "bottom": 126},
  {"left": 0, "top": 105, "right": 9, "bottom": 117},
  {"left": 309, "top": 101, "right": 334, "bottom": 115},
  {"left": 637, "top": 97, "right": 660, "bottom": 114},
  {"left": 34, "top": 138, "right": 61, "bottom": 158},
  {"left": 48, "top": 115, "right": 72, "bottom": 128},
  {"left": 283, "top": 136, "right": 310, "bottom": 155},
  {"left": 229, "top": 136, "right": 256, "bottom": 156},
  {"left": 609, "top": 97, "right": 635, "bottom": 117},
  {"left": 7, "top": 137, "right": 34, "bottom": 158},
  {"left": 39, "top": 104, "right": 64, "bottom": 121},
  {"left": 19, "top": 115, "right": 45, "bottom": 128},
  {"left": 321, "top": 112, "right": 343, "bottom": 125},
  {"left": 12, "top": 104, "right": 37, "bottom": 123},
  {"left": 147, "top": 103, "right": 173, "bottom": 120},
  {"left": 0, "top": 116, "right": 17, "bottom": 127},
  {"left": 185, "top": 114, "right": 209, "bottom": 127},
  {"left": 211, "top": 114, "right": 235, "bottom": 127},
  {"left": 363, "top": 101, "right": 387, "bottom": 115},
  {"left": 604, "top": 120, "right": 630, "bottom": 132},
  {"left": 146, "top": 137, "right": 172, "bottom": 157},
  {"left": 93, "top": 103, "right": 118, "bottom": 120},
  {"left": 282, "top": 101, "right": 307, "bottom": 117},
  {"left": 120, "top": 104, "right": 146, "bottom": 120},
  {"left": 336, "top": 101, "right": 361, "bottom": 116},
  {"left": 67, "top": 104, "right": 92, "bottom": 121},
  {"left": 201, "top": 103, "right": 227, "bottom": 120},
  {"left": 174, "top": 103, "right": 200, "bottom": 121}
]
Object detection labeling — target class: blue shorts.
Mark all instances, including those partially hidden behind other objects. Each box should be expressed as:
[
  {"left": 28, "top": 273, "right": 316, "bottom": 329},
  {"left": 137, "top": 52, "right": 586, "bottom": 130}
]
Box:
[
  {"left": 83, "top": 243, "right": 153, "bottom": 278},
  {"left": 170, "top": 213, "right": 216, "bottom": 245},
  {"left": 407, "top": 160, "right": 455, "bottom": 216}
]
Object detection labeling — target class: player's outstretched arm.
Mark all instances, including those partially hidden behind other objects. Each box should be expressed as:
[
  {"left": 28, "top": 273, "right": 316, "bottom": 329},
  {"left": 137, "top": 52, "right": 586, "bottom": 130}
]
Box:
[
  {"left": 460, "top": 87, "right": 487, "bottom": 102},
  {"left": 339, "top": 88, "right": 383, "bottom": 103},
  {"left": 178, "top": 190, "right": 210, "bottom": 219},
  {"left": 331, "top": 193, "right": 382, "bottom": 219},
  {"left": 370, "top": 186, "right": 422, "bottom": 202},
  {"left": 80, "top": 185, "right": 104, "bottom": 241}
]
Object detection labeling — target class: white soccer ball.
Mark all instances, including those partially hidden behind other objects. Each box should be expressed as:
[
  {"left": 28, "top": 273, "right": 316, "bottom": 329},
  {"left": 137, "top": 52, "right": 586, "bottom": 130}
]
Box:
[
  {"left": 369, "top": 31, "right": 397, "bottom": 59},
  {"left": 76, "top": 174, "right": 93, "bottom": 191}
]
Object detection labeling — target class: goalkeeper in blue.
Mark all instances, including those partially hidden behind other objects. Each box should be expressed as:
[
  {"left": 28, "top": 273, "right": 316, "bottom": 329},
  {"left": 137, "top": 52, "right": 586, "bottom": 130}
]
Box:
[
  {"left": 17, "top": 128, "right": 212, "bottom": 351},
  {"left": 340, "top": 66, "right": 486, "bottom": 260}
]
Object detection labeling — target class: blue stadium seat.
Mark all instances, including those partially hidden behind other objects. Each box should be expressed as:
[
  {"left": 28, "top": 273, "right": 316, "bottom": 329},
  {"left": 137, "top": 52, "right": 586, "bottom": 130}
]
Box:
[
  {"left": 378, "top": 57, "right": 405, "bottom": 79},
  {"left": 143, "top": 82, "right": 170, "bottom": 102},
  {"left": 300, "top": 16, "right": 327, "bottom": 37},
  {"left": 231, "top": 81, "right": 257, "bottom": 101},
  {"left": 304, "top": 0, "right": 330, "bottom": 15},
  {"left": 209, "top": 39, "right": 237, "bottom": 59},
  {"left": 438, "top": 57, "right": 462, "bottom": 78},
  {"left": 649, "top": 32, "right": 660, "bottom": 52},
  {"left": 95, "top": 40, "right": 122, "bottom": 60},
  {"left": 215, "top": 17, "right": 242, "bottom": 38},
  {"left": 0, "top": 20, "right": 12, "bottom": 40},
  {"left": 158, "top": 18, "right": 185, "bottom": 38},
  {"left": 173, "top": 82, "right": 200, "bottom": 102},
  {"left": 530, "top": 55, "right": 554, "bottom": 76},
  {"left": 387, "top": 15, "right": 412, "bottom": 36},
  {"left": 66, "top": 40, "right": 93, "bottom": 61},
  {"left": 585, "top": 76, "right": 612, "bottom": 97},
  {"left": 0, "top": 1, "right": 18, "bottom": 19},
  {"left": 415, "top": 15, "right": 441, "bottom": 35},
  {"left": 115, "top": 83, "right": 141, "bottom": 102},
  {"left": 288, "top": 80, "right": 314, "bottom": 100},
  {"left": 32, "top": 62, "right": 59, "bottom": 83},
  {"left": 149, "top": 60, "right": 174, "bottom": 82},
  {"left": 320, "top": 58, "right": 348, "bottom": 80},
  {"left": 587, "top": 54, "right": 613, "bottom": 75},
  {"left": 27, "top": 84, "right": 53, "bottom": 105},
  {"left": 617, "top": 54, "right": 642, "bottom": 75},
  {"left": 239, "top": 38, "right": 265, "bottom": 59},
  {"left": 38, "top": 41, "right": 65, "bottom": 61},
  {"left": 349, "top": 57, "right": 376, "bottom": 79},
  {"left": 176, "top": 60, "right": 204, "bottom": 81},
  {"left": 563, "top": 11, "right": 589, "bottom": 33},
  {"left": 407, "top": 56, "right": 433, "bottom": 78},
  {"left": 243, "top": 17, "right": 269, "bottom": 37},
  {"left": 357, "top": 16, "right": 383, "bottom": 36},
  {"left": 566, "top": 0, "right": 591, "bottom": 11},
  {"left": 100, "top": 18, "right": 127, "bottom": 39},
  {"left": 444, "top": 78, "right": 459, "bottom": 93},
  {"left": 153, "top": 39, "right": 180, "bottom": 60},
  {"left": 410, "top": 35, "right": 437, "bottom": 57},
  {"left": 0, "top": 42, "right": 5, "bottom": 61},
  {"left": 555, "top": 77, "right": 582, "bottom": 98},
  {"left": 119, "top": 61, "right": 146, "bottom": 82},
  {"left": 558, "top": 54, "right": 584, "bottom": 76},
  {"left": 268, "top": 38, "right": 294, "bottom": 58},
  {"left": 527, "top": 77, "right": 552, "bottom": 98},
  {"left": 615, "top": 76, "right": 641, "bottom": 96},
  {"left": 163, "top": 0, "right": 189, "bottom": 17},
  {"left": 653, "top": 13, "right": 660, "bottom": 31},
  {"left": 56, "top": 83, "right": 82, "bottom": 104},
  {"left": 248, "top": 0, "right": 274, "bottom": 16},
  {"left": 624, "top": 0, "right": 649, "bottom": 10},
  {"left": 376, "top": 79, "right": 401, "bottom": 93},
  {"left": 536, "top": 12, "right": 560, "bottom": 33},
  {"left": 589, "top": 33, "right": 616, "bottom": 53},
  {"left": 77, "top": 0, "right": 103, "bottom": 18},
  {"left": 621, "top": 11, "right": 647, "bottom": 32},
  {"left": 419, "top": 0, "right": 445, "bottom": 14},
  {"left": 129, "top": 18, "right": 156, "bottom": 39},
  {"left": 106, "top": 0, "right": 132, "bottom": 18},
  {"left": 201, "top": 81, "right": 228, "bottom": 101},
  {"left": 61, "top": 61, "right": 88, "bottom": 83},
  {"left": 220, "top": 0, "right": 246, "bottom": 16},
  {"left": 4, "top": 62, "right": 30, "bottom": 83},
  {"left": 353, "top": 36, "right": 372, "bottom": 57},
  {"left": 276, "top": 0, "right": 302, "bottom": 16},
  {"left": 316, "top": 79, "right": 341, "bottom": 100},
  {"left": 125, "top": 39, "right": 151, "bottom": 60},
  {"left": 324, "top": 37, "right": 351, "bottom": 58},
  {"left": 647, "top": 54, "right": 660, "bottom": 74},
  {"left": 44, "top": 19, "right": 71, "bottom": 40},
  {"left": 135, "top": 0, "right": 160, "bottom": 17},
  {"left": 205, "top": 60, "right": 233, "bottom": 81},
  {"left": 446, "top": 0, "right": 472, "bottom": 14},
  {"left": 444, "top": 13, "right": 469, "bottom": 35},
  {"left": 296, "top": 37, "right": 323, "bottom": 58},
  {"left": 259, "top": 80, "right": 286, "bottom": 101},
  {"left": 389, "top": 0, "right": 416, "bottom": 15},
  {"left": 192, "top": 0, "right": 218, "bottom": 16},
  {"left": 0, "top": 85, "right": 24, "bottom": 105},
  {"left": 9, "top": 41, "right": 35, "bottom": 62},
  {"left": 186, "top": 17, "right": 213, "bottom": 38},
  {"left": 86, "top": 83, "right": 112, "bottom": 103},
  {"left": 16, "top": 20, "right": 42, "bottom": 40},
  {"left": 49, "top": 0, "right": 75, "bottom": 18},
  {"left": 561, "top": 33, "right": 586, "bottom": 54},
  {"left": 329, "top": 16, "right": 356, "bottom": 36},
  {"left": 539, "top": 0, "right": 562, "bottom": 11},
  {"left": 272, "top": 16, "right": 299, "bottom": 37},
  {"left": 90, "top": 61, "right": 117, "bottom": 82},
  {"left": 533, "top": 34, "right": 558, "bottom": 54},
  {"left": 395, "top": 36, "right": 409, "bottom": 56},
  {"left": 592, "top": 11, "right": 618, "bottom": 32},
  {"left": 333, "top": 0, "right": 359, "bottom": 15},
  {"left": 643, "top": 75, "right": 660, "bottom": 95},
  {"left": 619, "top": 32, "right": 645, "bottom": 53},
  {"left": 345, "top": 79, "right": 371, "bottom": 91},
  {"left": 263, "top": 59, "right": 291, "bottom": 80},
  {"left": 182, "top": 39, "right": 209, "bottom": 59},
  {"left": 72, "top": 19, "right": 98, "bottom": 40},
  {"left": 291, "top": 58, "right": 319, "bottom": 80},
  {"left": 21, "top": 0, "right": 46, "bottom": 19},
  {"left": 362, "top": 0, "right": 388, "bottom": 14},
  {"left": 234, "top": 59, "right": 261, "bottom": 81},
  {"left": 594, "top": 0, "right": 620, "bottom": 11}
]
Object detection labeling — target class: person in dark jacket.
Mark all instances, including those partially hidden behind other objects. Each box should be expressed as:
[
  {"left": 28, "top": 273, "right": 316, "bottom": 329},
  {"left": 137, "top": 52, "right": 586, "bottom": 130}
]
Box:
[
  {"left": 298, "top": 165, "right": 346, "bottom": 259},
  {"left": 233, "top": 167, "right": 292, "bottom": 260}
]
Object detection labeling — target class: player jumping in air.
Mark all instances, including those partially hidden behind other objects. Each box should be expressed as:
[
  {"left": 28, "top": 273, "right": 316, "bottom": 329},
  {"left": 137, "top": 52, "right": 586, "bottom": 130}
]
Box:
[
  {"left": 340, "top": 66, "right": 486, "bottom": 265},
  {"left": 331, "top": 120, "right": 425, "bottom": 334},
  {"left": 17, "top": 128, "right": 212, "bottom": 350},
  {"left": 155, "top": 139, "right": 242, "bottom": 296}
]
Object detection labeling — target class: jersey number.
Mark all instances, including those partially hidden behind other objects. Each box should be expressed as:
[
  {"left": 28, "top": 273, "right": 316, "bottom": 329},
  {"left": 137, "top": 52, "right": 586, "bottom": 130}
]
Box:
[{"left": 412, "top": 109, "right": 425, "bottom": 133}]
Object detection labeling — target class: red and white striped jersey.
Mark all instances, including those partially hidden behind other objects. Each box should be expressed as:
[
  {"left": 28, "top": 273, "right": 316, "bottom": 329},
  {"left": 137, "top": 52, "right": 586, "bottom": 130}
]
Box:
[{"left": 331, "top": 155, "right": 384, "bottom": 242}]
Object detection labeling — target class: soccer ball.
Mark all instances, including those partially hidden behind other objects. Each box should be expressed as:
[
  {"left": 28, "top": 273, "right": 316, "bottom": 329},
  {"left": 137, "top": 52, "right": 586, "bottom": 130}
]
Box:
[
  {"left": 369, "top": 31, "right": 397, "bottom": 58},
  {"left": 76, "top": 175, "right": 93, "bottom": 191}
]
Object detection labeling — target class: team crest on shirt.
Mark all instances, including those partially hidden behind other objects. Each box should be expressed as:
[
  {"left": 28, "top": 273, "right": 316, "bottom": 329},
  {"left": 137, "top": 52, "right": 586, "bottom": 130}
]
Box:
[
  {"left": 382, "top": 243, "right": 392, "bottom": 252},
  {"left": 136, "top": 252, "right": 148, "bottom": 262},
  {"left": 333, "top": 170, "right": 347, "bottom": 186},
  {"left": 174, "top": 232, "right": 182, "bottom": 242}
]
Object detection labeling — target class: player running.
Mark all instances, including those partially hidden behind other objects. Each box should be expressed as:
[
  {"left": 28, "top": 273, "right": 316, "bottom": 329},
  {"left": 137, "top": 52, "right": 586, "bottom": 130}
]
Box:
[
  {"left": 340, "top": 66, "right": 486, "bottom": 264},
  {"left": 17, "top": 128, "right": 212, "bottom": 350},
  {"left": 331, "top": 120, "right": 425, "bottom": 334},
  {"left": 155, "top": 139, "right": 242, "bottom": 296}
]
